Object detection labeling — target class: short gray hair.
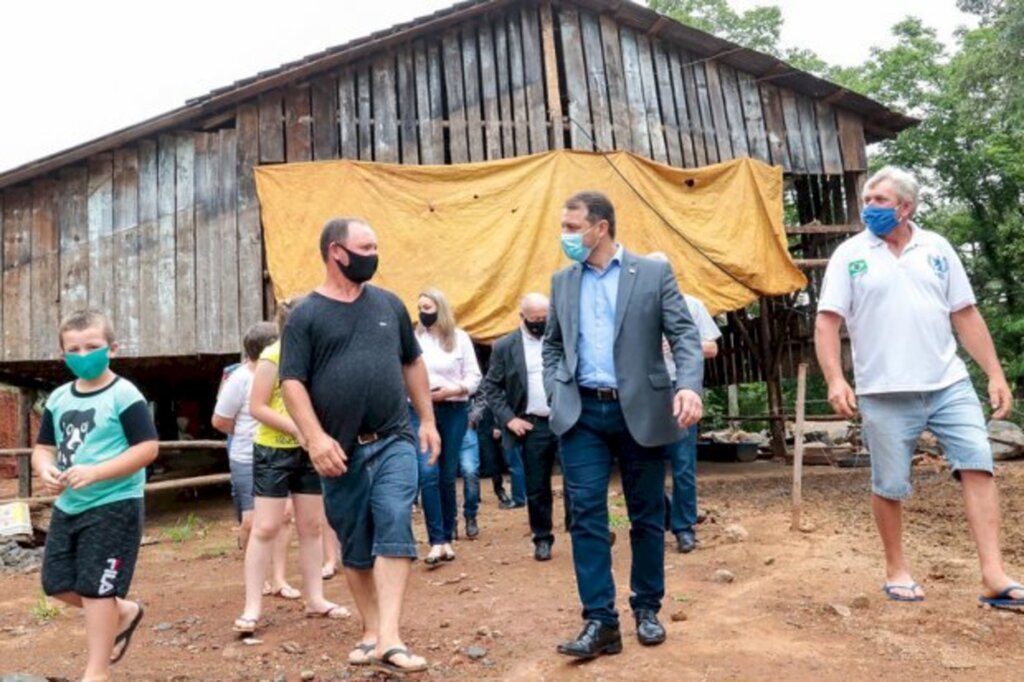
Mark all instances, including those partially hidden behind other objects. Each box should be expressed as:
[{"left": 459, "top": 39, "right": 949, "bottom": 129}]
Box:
[
  {"left": 864, "top": 166, "right": 919, "bottom": 208},
  {"left": 319, "top": 217, "right": 368, "bottom": 261}
]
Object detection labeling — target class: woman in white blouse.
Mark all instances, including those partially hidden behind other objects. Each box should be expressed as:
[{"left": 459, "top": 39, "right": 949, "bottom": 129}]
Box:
[{"left": 414, "top": 288, "right": 482, "bottom": 564}]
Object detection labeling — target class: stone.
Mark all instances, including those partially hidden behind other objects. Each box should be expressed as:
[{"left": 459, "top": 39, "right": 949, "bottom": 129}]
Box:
[
  {"left": 300, "top": 671, "right": 316, "bottom": 681},
  {"left": 242, "top": 638, "right": 263, "bottom": 646},
  {"left": 670, "top": 610, "right": 688, "bottom": 622},
  {"left": 798, "top": 522, "right": 816, "bottom": 533},
  {"left": 280, "top": 641, "right": 304, "bottom": 655},
  {"left": 0, "top": 675, "right": 50, "bottom": 682},
  {"left": 764, "top": 557, "right": 775, "bottom": 566},
  {"left": 273, "top": 674, "right": 286, "bottom": 682},
  {"left": 711, "top": 569, "right": 735, "bottom": 584},
  {"left": 476, "top": 626, "right": 491, "bottom": 637},
  {"left": 825, "top": 603, "right": 851, "bottom": 618},
  {"left": 989, "top": 420, "right": 1024, "bottom": 460},
  {"left": 465, "top": 645, "right": 488, "bottom": 660},
  {"left": 440, "top": 620, "right": 451, "bottom": 629},
  {"left": 850, "top": 594, "right": 870, "bottom": 610},
  {"left": 723, "top": 524, "right": 748, "bottom": 542},
  {"left": 155, "top": 622, "right": 174, "bottom": 632}
]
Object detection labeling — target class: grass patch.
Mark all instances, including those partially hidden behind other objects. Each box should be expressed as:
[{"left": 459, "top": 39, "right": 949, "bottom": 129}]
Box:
[
  {"left": 609, "top": 511, "right": 630, "bottom": 530},
  {"left": 196, "top": 544, "right": 232, "bottom": 559},
  {"left": 30, "top": 591, "right": 61, "bottom": 622},
  {"left": 163, "top": 513, "right": 210, "bottom": 544}
]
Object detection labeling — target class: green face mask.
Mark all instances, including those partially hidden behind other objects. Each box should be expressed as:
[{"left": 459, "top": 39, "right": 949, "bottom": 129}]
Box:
[{"left": 64, "top": 346, "right": 111, "bottom": 381}]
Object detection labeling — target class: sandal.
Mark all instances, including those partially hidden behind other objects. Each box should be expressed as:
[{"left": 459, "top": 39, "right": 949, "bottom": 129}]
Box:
[
  {"left": 979, "top": 583, "right": 1024, "bottom": 610},
  {"left": 882, "top": 582, "right": 924, "bottom": 602},
  {"left": 232, "top": 616, "right": 259, "bottom": 634},
  {"left": 305, "top": 603, "right": 351, "bottom": 620},
  {"left": 348, "top": 641, "right": 377, "bottom": 665},
  {"left": 263, "top": 583, "right": 302, "bottom": 600},
  {"left": 372, "top": 646, "right": 428, "bottom": 673},
  {"left": 322, "top": 565, "right": 337, "bottom": 580},
  {"left": 110, "top": 603, "right": 144, "bottom": 664}
]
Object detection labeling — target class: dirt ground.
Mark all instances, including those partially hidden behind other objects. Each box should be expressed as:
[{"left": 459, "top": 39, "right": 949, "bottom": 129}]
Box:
[{"left": 3, "top": 459, "right": 1024, "bottom": 681}]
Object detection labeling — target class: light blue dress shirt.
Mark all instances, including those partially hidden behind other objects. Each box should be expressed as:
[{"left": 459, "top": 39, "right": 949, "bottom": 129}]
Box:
[{"left": 577, "top": 245, "right": 623, "bottom": 388}]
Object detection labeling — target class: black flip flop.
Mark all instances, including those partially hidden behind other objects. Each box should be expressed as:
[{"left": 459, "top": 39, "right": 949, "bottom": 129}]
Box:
[
  {"left": 111, "top": 603, "right": 145, "bottom": 664},
  {"left": 372, "top": 646, "right": 428, "bottom": 674}
]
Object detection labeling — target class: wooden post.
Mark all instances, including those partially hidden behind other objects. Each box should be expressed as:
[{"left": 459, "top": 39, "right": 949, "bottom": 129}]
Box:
[
  {"left": 727, "top": 384, "right": 739, "bottom": 431},
  {"left": 844, "top": 171, "right": 866, "bottom": 224},
  {"left": 790, "top": 363, "right": 808, "bottom": 531},
  {"left": 759, "top": 298, "right": 787, "bottom": 458},
  {"left": 540, "top": 1, "right": 564, "bottom": 150},
  {"left": 18, "top": 388, "right": 34, "bottom": 499}
]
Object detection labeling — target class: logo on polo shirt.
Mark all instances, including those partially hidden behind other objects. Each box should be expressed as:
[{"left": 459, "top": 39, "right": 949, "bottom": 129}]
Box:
[
  {"left": 928, "top": 254, "right": 949, "bottom": 278},
  {"left": 848, "top": 259, "right": 868, "bottom": 277}
]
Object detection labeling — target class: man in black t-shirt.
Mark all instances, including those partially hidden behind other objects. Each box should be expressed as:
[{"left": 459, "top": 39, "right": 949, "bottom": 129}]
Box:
[{"left": 281, "top": 217, "right": 441, "bottom": 675}]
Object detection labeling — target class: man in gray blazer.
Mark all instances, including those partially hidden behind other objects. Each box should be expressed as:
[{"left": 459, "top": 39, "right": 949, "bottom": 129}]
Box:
[{"left": 543, "top": 191, "right": 704, "bottom": 660}]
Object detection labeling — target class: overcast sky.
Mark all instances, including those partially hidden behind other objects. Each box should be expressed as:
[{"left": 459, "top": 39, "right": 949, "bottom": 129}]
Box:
[{"left": 0, "top": 0, "right": 974, "bottom": 173}]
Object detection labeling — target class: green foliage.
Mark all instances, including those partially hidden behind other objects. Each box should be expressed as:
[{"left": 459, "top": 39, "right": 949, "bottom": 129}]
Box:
[
  {"left": 163, "top": 513, "right": 209, "bottom": 544},
  {"left": 30, "top": 591, "right": 61, "bottom": 622},
  {"left": 647, "top": 0, "right": 783, "bottom": 54}
]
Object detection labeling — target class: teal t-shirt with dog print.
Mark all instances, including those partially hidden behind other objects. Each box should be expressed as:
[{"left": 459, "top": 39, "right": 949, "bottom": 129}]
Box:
[{"left": 37, "top": 377, "right": 158, "bottom": 515}]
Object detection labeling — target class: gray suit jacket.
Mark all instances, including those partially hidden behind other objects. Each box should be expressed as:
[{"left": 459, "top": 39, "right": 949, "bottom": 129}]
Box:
[{"left": 542, "top": 249, "right": 703, "bottom": 447}]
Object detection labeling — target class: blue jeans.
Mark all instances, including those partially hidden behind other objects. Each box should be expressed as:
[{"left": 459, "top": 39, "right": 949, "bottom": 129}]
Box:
[
  {"left": 434, "top": 401, "right": 470, "bottom": 541},
  {"left": 459, "top": 428, "right": 481, "bottom": 520},
  {"left": 560, "top": 394, "right": 667, "bottom": 628},
  {"left": 504, "top": 444, "right": 527, "bottom": 505},
  {"left": 666, "top": 425, "right": 698, "bottom": 534},
  {"left": 410, "top": 406, "right": 445, "bottom": 545}
]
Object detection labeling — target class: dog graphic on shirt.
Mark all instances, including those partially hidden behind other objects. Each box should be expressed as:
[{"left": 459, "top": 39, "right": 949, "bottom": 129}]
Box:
[{"left": 57, "top": 408, "right": 96, "bottom": 469}]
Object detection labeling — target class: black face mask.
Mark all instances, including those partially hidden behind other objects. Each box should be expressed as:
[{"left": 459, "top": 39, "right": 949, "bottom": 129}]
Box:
[
  {"left": 335, "top": 243, "right": 378, "bottom": 283},
  {"left": 420, "top": 311, "right": 439, "bottom": 328},
  {"left": 524, "top": 319, "right": 547, "bottom": 338}
]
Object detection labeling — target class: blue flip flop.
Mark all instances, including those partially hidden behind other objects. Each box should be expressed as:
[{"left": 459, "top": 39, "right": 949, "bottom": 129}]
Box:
[
  {"left": 979, "top": 583, "right": 1024, "bottom": 610},
  {"left": 882, "top": 582, "right": 924, "bottom": 602}
]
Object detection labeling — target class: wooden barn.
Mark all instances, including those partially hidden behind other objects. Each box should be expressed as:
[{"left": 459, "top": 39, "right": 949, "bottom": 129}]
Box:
[{"left": 0, "top": 0, "right": 915, "bottom": 465}]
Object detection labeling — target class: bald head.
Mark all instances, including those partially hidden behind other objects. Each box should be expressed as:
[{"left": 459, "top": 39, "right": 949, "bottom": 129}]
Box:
[{"left": 520, "top": 293, "right": 549, "bottom": 338}]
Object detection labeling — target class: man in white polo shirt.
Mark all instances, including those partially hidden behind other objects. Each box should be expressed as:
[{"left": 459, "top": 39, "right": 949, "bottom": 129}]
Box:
[{"left": 815, "top": 166, "right": 1021, "bottom": 609}]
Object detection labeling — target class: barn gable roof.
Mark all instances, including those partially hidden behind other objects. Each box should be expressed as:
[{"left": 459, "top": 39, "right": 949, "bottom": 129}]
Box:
[{"left": 0, "top": 0, "right": 916, "bottom": 190}]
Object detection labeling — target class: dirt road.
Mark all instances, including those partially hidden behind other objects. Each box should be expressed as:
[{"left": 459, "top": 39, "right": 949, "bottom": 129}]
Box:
[{"left": 3, "top": 461, "right": 1024, "bottom": 680}]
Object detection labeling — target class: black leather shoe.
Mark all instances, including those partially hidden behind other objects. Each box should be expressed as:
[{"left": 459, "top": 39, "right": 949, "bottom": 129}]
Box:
[
  {"left": 675, "top": 530, "right": 696, "bottom": 554},
  {"left": 534, "top": 540, "right": 552, "bottom": 561},
  {"left": 635, "top": 610, "right": 666, "bottom": 646},
  {"left": 499, "top": 499, "right": 516, "bottom": 510},
  {"left": 496, "top": 491, "right": 512, "bottom": 507},
  {"left": 557, "top": 620, "right": 622, "bottom": 659},
  {"left": 465, "top": 518, "right": 479, "bottom": 540}
]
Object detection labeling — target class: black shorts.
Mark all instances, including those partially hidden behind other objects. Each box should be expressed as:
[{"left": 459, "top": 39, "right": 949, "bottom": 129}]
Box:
[
  {"left": 253, "top": 444, "right": 322, "bottom": 497},
  {"left": 42, "top": 498, "right": 144, "bottom": 599}
]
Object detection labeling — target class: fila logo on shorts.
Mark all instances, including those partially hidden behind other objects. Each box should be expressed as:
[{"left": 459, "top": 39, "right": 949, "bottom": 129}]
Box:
[{"left": 98, "top": 557, "right": 122, "bottom": 596}]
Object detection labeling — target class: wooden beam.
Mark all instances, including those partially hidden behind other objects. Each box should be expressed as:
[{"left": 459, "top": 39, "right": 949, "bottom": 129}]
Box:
[
  {"left": 794, "top": 258, "right": 830, "bottom": 269},
  {"left": 540, "top": 1, "right": 564, "bottom": 150},
  {"left": 791, "top": 363, "right": 808, "bottom": 531},
  {"left": 786, "top": 223, "right": 862, "bottom": 235},
  {"left": 19, "top": 473, "right": 232, "bottom": 505}
]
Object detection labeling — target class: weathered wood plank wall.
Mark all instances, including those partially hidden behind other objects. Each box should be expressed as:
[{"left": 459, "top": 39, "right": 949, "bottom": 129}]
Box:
[{"left": 0, "top": 0, "right": 872, "bottom": 364}]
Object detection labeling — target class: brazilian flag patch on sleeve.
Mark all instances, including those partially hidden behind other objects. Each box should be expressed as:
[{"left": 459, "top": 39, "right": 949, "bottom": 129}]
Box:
[{"left": 848, "top": 259, "right": 868, "bottom": 277}]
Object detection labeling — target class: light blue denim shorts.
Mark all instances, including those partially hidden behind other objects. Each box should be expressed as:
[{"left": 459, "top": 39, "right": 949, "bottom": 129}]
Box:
[{"left": 858, "top": 378, "right": 993, "bottom": 501}]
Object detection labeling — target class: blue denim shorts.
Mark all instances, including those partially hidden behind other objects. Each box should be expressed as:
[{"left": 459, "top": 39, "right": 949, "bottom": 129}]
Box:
[
  {"left": 321, "top": 435, "right": 418, "bottom": 569},
  {"left": 228, "top": 458, "right": 255, "bottom": 521},
  {"left": 859, "top": 378, "right": 993, "bottom": 501}
]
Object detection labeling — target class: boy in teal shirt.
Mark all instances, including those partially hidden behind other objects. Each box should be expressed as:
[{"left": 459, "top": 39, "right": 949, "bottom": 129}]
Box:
[{"left": 33, "top": 309, "right": 158, "bottom": 682}]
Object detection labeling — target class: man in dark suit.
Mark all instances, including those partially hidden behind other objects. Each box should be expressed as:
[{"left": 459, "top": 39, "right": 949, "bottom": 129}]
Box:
[
  {"left": 483, "top": 293, "right": 566, "bottom": 562},
  {"left": 543, "top": 191, "right": 704, "bottom": 659}
]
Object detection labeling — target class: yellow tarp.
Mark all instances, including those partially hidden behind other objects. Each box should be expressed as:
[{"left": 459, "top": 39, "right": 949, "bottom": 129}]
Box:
[{"left": 255, "top": 150, "right": 806, "bottom": 343}]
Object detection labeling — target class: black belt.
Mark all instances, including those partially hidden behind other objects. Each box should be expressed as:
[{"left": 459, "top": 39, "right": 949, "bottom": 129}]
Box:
[
  {"left": 524, "top": 414, "right": 550, "bottom": 422},
  {"left": 357, "top": 432, "right": 380, "bottom": 445},
  {"left": 579, "top": 386, "right": 619, "bottom": 402}
]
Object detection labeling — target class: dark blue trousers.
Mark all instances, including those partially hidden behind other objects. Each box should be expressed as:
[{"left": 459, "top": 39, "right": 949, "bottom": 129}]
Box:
[{"left": 559, "top": 393, "right": 667, "bottom": 628}]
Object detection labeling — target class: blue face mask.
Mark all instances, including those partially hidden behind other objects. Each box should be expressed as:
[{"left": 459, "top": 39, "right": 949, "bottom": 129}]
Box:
[
  {"left": 561, "top": 229, "right": 594, "bottom": 263},
  {"left": 862, "top": 205, "right": 900, "bottom": 237},
  {"left": 64, "top": 346, "right": 111, "bottom": 381}
]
